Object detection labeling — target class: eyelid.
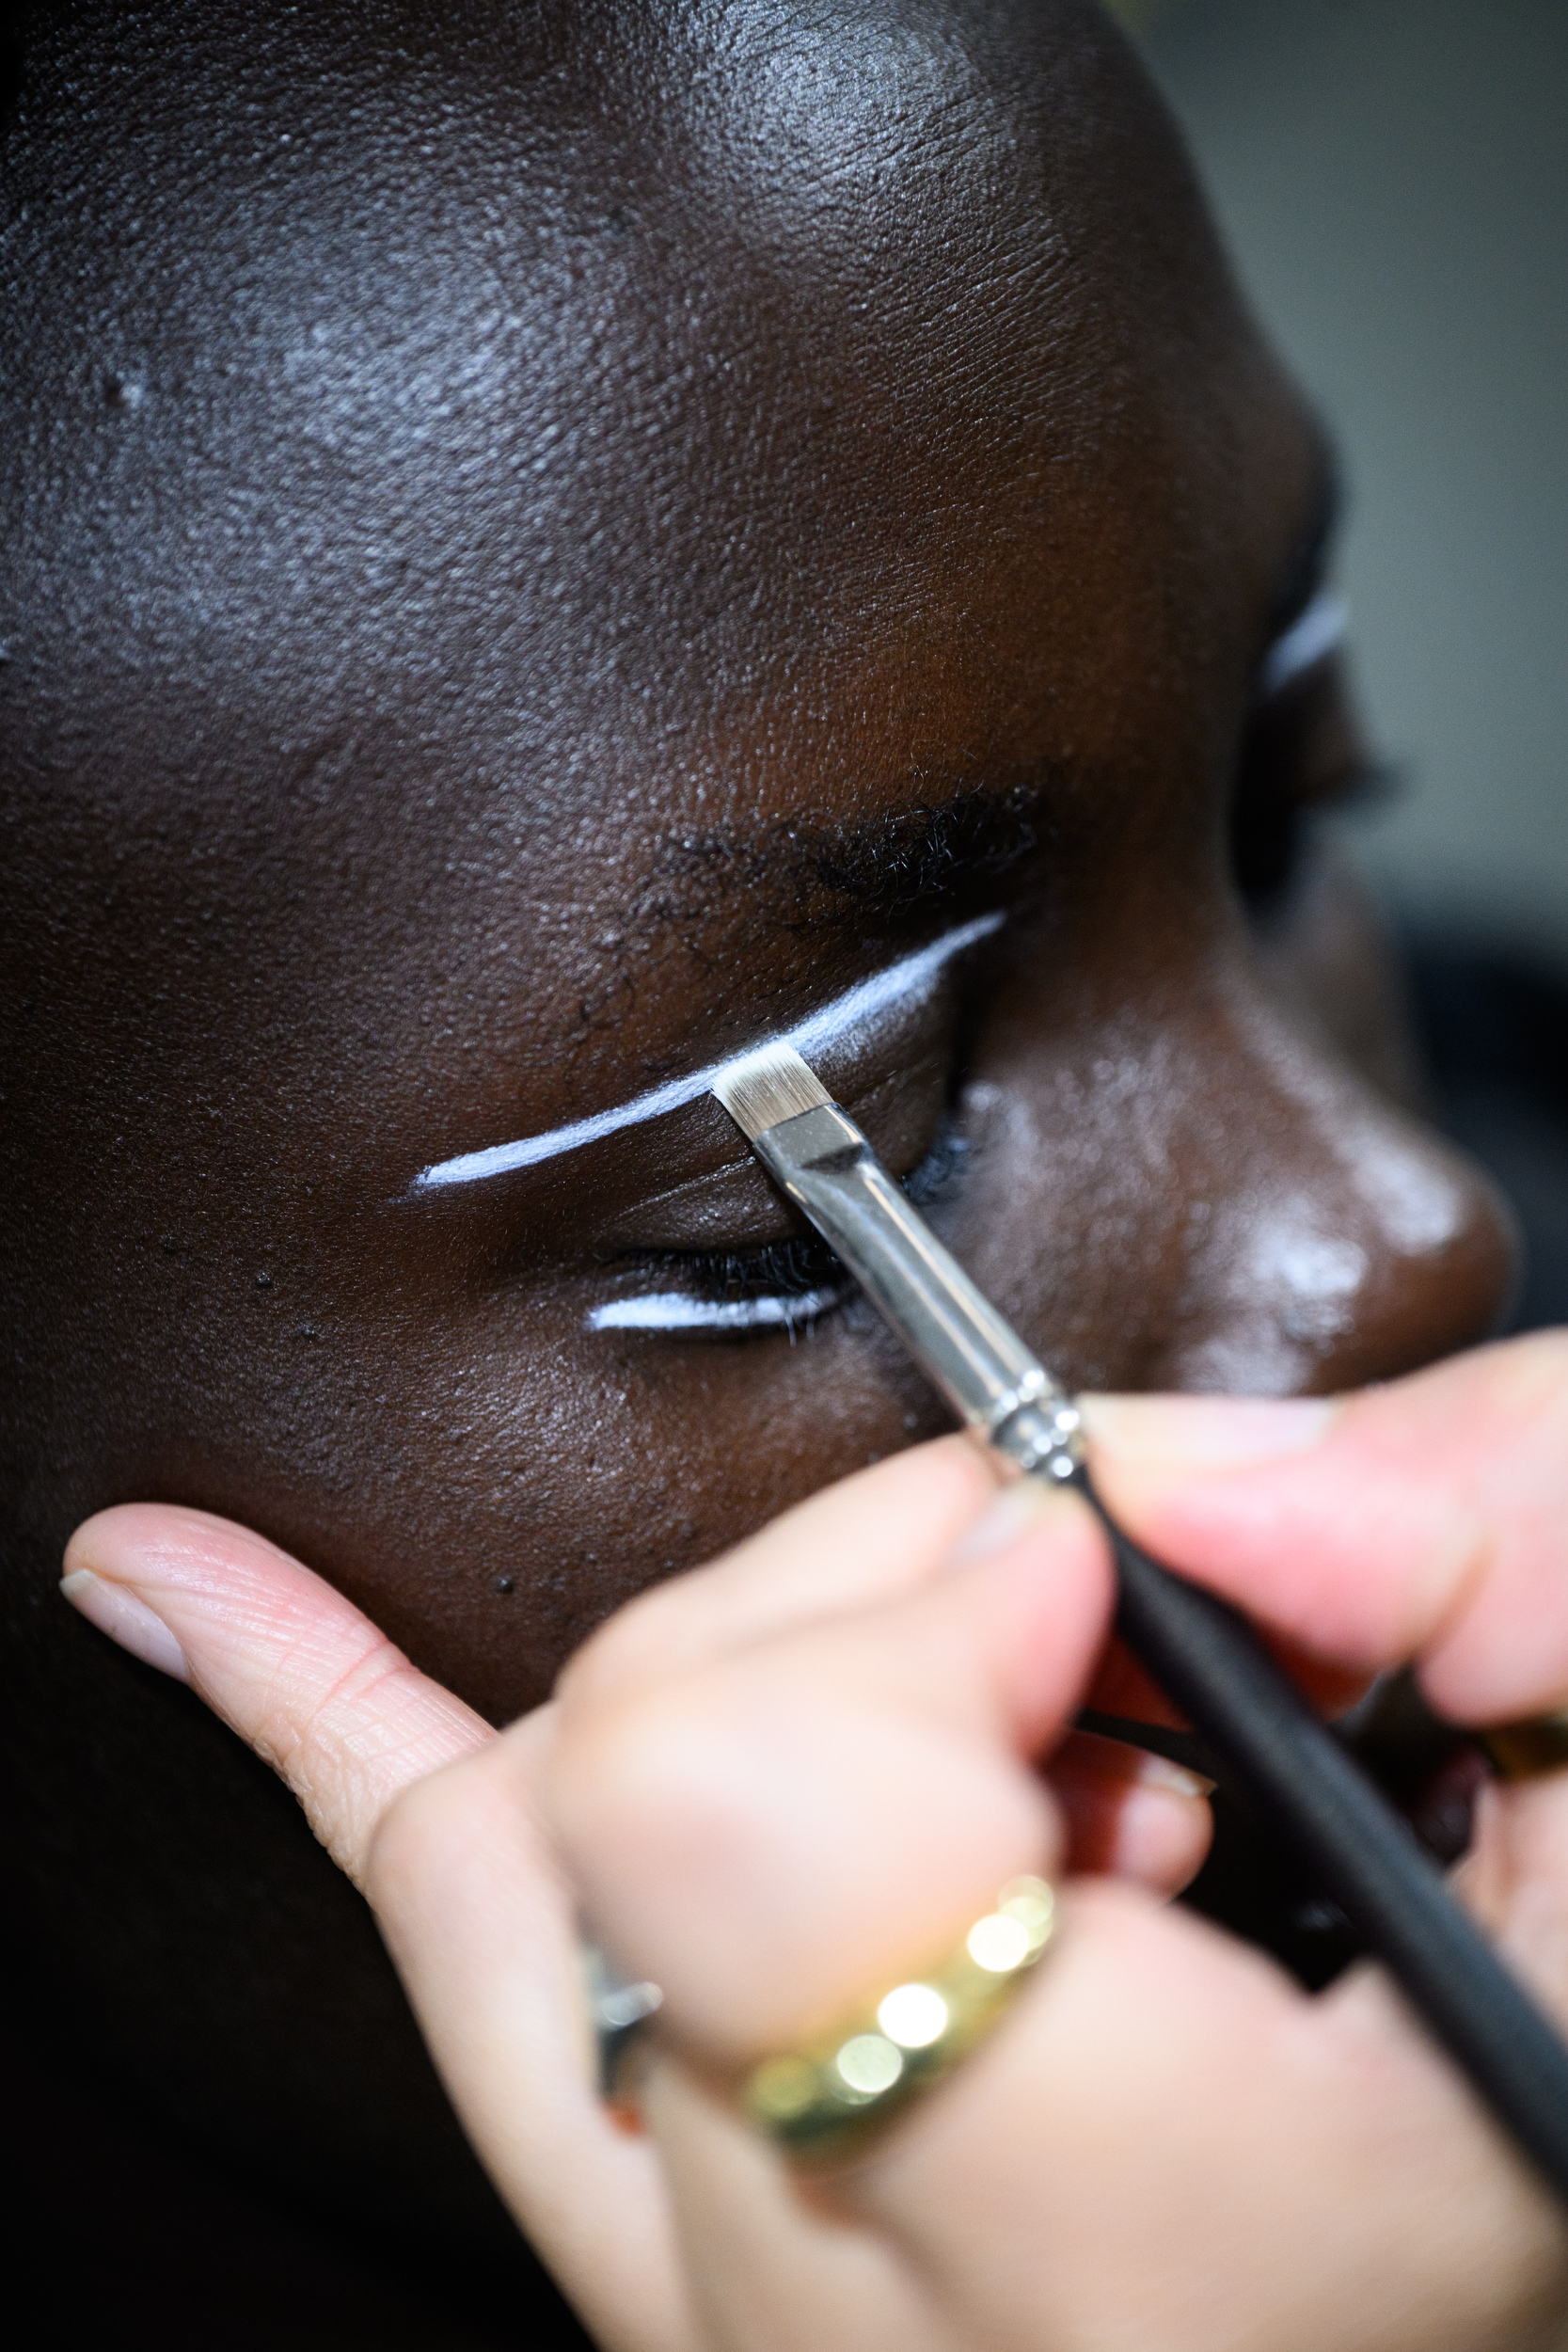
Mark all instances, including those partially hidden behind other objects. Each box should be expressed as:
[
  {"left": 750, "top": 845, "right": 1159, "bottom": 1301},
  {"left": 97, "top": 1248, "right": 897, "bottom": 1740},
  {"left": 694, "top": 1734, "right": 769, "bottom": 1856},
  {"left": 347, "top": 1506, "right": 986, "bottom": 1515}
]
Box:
[{"left": 584, "top": 1116, "right": 971, "bottom": 1337}]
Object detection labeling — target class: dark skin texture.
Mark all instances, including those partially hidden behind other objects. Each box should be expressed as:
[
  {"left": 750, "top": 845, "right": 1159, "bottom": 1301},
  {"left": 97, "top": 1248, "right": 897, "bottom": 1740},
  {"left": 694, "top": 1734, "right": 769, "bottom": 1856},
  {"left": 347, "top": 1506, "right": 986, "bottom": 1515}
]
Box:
[{"left": 0, "top": 0, "right": 1516, "bottom": 2327}]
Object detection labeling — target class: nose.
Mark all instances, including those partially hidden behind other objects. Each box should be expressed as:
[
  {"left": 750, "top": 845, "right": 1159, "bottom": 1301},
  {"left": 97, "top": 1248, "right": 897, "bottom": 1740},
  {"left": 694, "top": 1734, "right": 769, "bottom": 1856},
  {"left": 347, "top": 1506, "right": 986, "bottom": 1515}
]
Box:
[
  {"left": 1159, "top": 979, "right": 1515, "bottom": 1395},
  {"left": 972, "top": 933, "right": 1517, "bottom": 1398}
]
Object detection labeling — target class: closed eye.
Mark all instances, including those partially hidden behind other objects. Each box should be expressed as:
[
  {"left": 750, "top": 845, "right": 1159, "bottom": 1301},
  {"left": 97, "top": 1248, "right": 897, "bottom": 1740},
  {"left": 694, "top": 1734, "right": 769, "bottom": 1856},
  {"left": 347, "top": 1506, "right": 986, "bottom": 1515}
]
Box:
[
  {"left": 1232, "top": 583, "right": 1399, "bottom": 911},
  {"left": 588, "top": 1230, "right": 849, "bottom": 1334},
  {"left": 586, "top": 1119, "right": 972, "bottom": 1337}
]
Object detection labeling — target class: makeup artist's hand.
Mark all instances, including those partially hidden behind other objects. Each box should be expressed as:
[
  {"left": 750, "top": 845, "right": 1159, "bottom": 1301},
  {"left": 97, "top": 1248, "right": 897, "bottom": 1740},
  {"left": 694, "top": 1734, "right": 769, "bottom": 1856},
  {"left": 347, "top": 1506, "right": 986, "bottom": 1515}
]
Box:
[{"left": 62, "top": 1333, "right": 1568, "bottom": 2352}]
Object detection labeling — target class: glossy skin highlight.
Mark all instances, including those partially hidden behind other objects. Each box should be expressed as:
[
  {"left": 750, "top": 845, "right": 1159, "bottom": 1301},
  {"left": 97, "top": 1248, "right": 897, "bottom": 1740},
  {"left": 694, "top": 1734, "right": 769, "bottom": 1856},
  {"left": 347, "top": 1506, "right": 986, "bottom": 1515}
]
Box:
[{"left": 0, "top": 0, "right": 1514, "bottom": 2316}]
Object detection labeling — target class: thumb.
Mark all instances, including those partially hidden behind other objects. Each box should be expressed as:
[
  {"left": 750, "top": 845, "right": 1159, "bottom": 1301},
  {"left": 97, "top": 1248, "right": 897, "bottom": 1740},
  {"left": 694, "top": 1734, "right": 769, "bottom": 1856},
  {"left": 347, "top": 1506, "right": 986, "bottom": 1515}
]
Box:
[{"left": 62, "top": 1502, "right": 492, "bottom": 1881}]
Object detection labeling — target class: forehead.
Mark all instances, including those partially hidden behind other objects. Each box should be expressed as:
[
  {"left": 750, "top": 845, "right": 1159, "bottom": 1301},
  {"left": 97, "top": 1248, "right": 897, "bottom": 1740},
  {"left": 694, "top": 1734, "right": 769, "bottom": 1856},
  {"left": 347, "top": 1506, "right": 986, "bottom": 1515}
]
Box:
[
  {"left": 3, "top": 1, "right": 1309, "bottom": 1132},
  {"left": 5, "top": 2, "right": 1294, "bottom": 728}
]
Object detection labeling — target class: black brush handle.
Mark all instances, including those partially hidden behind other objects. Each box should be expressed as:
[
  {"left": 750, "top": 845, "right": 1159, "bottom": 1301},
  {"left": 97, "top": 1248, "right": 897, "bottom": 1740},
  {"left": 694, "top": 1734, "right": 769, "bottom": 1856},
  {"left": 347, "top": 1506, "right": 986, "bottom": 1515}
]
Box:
[{"left": 1078, "top": 1470, "right": 1568, "bottom": 2203}]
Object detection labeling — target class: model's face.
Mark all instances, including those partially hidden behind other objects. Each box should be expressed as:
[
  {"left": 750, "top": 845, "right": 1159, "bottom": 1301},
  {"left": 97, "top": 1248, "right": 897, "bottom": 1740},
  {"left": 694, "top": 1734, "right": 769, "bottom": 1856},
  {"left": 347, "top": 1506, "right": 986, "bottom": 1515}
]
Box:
[{"left": 0, "top": 0, "right": 1513, "bottom": 2266}]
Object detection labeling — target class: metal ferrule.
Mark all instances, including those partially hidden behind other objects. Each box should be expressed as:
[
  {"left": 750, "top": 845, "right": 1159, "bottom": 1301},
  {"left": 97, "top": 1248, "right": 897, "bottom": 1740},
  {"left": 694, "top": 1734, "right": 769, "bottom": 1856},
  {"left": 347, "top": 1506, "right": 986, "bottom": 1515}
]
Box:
[{"left": 752, "top": 1103, "right": 1085, "bottom": 1484}]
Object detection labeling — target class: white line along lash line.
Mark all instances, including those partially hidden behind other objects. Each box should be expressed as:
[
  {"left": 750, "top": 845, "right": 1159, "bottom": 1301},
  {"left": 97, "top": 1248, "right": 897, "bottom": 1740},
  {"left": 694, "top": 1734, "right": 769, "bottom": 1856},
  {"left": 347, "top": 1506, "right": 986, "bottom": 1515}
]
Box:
[
  {"left": 410, "top": 911, "right": 1004, "bottom": 1192},
  {"left": 587, "top": 1286, "right": 846, "bottom": 1334},
  {"left": 1259, "top": 587, "right": 1347, "bottom": 698}
]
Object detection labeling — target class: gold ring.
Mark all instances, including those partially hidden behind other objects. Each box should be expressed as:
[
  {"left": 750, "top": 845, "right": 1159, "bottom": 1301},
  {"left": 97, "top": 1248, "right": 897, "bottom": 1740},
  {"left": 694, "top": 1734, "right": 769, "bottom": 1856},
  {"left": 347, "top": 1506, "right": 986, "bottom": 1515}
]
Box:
[
  {"left": 1482, "top": 1708, "right": 1568, "bottom": 1782},
  {"left": 743, "top": 1876, "right": 1057, "bottom": 2162}
]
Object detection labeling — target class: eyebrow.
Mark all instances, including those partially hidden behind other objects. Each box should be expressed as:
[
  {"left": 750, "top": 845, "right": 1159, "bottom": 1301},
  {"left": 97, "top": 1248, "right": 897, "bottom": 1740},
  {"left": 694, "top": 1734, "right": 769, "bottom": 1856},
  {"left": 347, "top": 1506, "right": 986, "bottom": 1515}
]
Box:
[
  {"left": 410, "top": 909, "right": 1004, "bottom": 1190},
  {"left": 673, "top": 781, "right": 1046, "bottom": 938}
]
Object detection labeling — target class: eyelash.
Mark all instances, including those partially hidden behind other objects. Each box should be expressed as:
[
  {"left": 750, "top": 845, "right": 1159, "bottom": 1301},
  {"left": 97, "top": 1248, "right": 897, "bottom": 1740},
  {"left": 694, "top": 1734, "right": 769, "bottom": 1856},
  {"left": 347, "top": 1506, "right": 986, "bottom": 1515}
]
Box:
[
  {"left": 591, "top": 1120, "right": 973, "bottom": 1335},
  {"left": 1230, "top": 749, "right": 1391, "bottom": 905}
]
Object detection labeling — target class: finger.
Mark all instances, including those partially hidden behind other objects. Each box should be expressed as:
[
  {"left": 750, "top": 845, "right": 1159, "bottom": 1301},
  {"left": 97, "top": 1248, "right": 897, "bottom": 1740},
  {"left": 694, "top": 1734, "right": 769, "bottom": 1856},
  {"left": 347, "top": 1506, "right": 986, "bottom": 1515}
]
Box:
[
  {"left": 1046, "top": 1731, "right": 1213, "bottom": 1893},
  {"left": 366, "top": 1726, "right": 694, "bottom": 2352},
  {"left": 636, "top": 2057, "right": 941, "bottom": 2352},
  {"left": 62, "top": 1504, "right": 692, "bottom": 2350},
  {"left": 848, "top": 1882, "right": 1564, "bottom": 2352},
  {"left": 566, "top": 1447, "right": 1211, "bottom": 1911},
  {"left": 63, "top": 1502, "right": 491, "bottom": 1882},
  {"left": 641, "top": 1880, "right": 1563, "bottom": 2352},
  {"left": 1083, "top": 1341, "right": 1568, "bottom": 2169},
  {"left": 1079, "top": 1332, "right": 1568, "bottom": 1724},
  {"left": 560, "top": 1419, "right": 1564, "bottom": 2352},
  {"left": 547, "top": 1484, "right": 1115, "bottom": 2063}
]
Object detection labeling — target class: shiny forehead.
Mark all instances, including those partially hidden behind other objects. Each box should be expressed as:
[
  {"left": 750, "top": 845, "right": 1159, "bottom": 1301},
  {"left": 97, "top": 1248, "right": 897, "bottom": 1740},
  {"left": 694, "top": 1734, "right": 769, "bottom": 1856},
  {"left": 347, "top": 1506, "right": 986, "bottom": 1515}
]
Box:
[{"left": 3, "top": 0, "right": 1269, "bottom": 838}]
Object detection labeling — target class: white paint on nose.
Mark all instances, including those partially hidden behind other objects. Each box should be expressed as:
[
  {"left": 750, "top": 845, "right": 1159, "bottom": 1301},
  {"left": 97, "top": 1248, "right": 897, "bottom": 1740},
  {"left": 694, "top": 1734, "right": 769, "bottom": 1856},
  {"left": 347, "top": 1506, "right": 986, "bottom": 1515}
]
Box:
[
  {"left": 1349, "top": 1134, "right": 1472, "bottom": 1258},
  {"left": 1252, "top": 1217, "right": 1368, "bottom": 1345}
]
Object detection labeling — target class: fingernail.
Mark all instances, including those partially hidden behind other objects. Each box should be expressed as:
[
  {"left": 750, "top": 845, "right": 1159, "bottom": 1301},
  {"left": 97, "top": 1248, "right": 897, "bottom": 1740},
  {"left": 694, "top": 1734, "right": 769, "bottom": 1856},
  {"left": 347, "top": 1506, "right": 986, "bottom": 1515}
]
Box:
[
  {"left": 1077, "top": 1392, "right": 1338, "bottom": 1468},
  {"left": 949, "top": 1478, "right": 1065, "bottom": 1565},
  {"left": 1132, "top": 1750, "right": 1216, "bottom": 1802},
  {"left": 61, "top": 1567, "right": 189, "bottom": 1681}
]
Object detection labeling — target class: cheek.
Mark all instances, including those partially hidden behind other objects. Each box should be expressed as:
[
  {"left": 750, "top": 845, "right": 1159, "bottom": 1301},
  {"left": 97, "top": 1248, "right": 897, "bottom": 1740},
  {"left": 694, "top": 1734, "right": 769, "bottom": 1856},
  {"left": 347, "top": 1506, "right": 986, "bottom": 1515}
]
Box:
[
  {"left": 395, "top": 1299, "right": 941, "bottom": 1720},
  {"left": 2, "top": 1161, "right": 923, "bottom": 1725},
  {"left": 132, "top": 1281, "right": 939, "bottom": 1725}
]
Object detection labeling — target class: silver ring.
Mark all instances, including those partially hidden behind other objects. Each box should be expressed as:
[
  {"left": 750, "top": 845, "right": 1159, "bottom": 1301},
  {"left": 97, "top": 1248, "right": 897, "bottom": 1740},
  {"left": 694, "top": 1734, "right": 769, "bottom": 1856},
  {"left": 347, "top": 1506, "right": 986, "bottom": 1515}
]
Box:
[{"left": 583, "top": 1943, "right": 664, "bottom": 2100}]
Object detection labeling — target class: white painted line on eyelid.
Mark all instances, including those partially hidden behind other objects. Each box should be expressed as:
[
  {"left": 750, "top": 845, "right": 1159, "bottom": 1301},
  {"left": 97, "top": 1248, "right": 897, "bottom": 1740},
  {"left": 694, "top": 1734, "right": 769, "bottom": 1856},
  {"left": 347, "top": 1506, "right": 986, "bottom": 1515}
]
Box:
[
  {"left": 411, "top": 910, "right": 1004, "bottom": 1190},
  {"left": 587, "top": 1286, "right": 846, "bottom": 1332},
  {"left": 1259, "top": 588, "right": 1347, "bottom": 698}
]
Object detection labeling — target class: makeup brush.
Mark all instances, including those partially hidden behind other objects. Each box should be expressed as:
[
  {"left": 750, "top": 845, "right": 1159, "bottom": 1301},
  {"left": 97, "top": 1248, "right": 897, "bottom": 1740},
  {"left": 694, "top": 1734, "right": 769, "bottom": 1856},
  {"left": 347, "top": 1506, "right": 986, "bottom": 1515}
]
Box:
[{"left": 714, "top": 1040, "right": 1568, "bottom": 2207}]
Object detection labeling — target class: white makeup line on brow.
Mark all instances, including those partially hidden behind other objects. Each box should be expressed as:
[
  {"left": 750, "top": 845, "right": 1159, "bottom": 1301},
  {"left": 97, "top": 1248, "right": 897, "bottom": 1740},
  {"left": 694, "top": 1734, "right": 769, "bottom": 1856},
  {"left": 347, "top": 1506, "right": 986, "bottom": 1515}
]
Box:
[
  {"left": 1259, "top": 587, "right": 1347, "bottom": 698},
  {"left": 411, "top": 910, "right": 1005, "bottom": 1191}
]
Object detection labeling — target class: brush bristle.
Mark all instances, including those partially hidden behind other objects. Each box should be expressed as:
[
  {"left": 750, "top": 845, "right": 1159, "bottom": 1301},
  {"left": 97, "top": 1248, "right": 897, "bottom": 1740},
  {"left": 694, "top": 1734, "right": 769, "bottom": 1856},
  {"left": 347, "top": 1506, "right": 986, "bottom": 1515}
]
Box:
[{"left": 712, "top": 1042, "right": 833, "bottom": 1139}]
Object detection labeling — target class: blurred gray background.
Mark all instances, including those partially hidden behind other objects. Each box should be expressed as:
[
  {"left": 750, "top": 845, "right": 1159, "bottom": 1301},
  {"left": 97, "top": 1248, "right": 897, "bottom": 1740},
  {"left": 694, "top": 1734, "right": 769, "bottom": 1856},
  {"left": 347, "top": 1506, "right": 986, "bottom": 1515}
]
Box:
[{"left": 1120, "top": 0, "right": 1568, "bottom": 961}]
